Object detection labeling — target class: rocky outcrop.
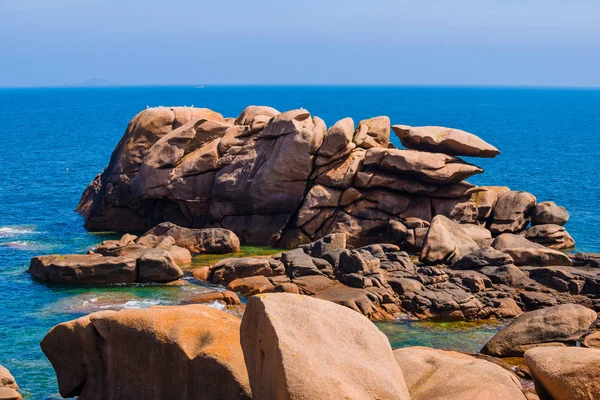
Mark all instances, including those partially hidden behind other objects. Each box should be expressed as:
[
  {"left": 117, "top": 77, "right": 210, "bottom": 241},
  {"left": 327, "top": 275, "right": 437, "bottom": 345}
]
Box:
[
  {"left": 481, "top": 304, "right": 597, "bottom": 357},
  {"left": 41, "top": 305, "right": 251, "bottom": 400},
  {"left": 240, "top": 293, "right": 410, "bottom": 399},
  {"left": 29, "top": 250, "right": 183, "bottom": 284},
  {"left": 189, "top": 228, "right": 600, "bottom": 321},
  {"left": 524, "top": 347, "right": 600, "bottom": 400},
  {"left": 391, "top": 125, "right": 500, "bottom": 158},
  {"left": 394, "top": 346, "right": 526, "bottom": 400},
  {"left": 0, "top": 366, "right": 21, "bottom": 400},
  {"left": 79, "top": 105, "right": 573, "bottom": 250}
]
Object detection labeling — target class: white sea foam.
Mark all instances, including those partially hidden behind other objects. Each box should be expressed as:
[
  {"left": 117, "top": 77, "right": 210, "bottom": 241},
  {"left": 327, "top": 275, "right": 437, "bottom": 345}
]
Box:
[
  {"left": 0, "top": 226, "right": 39, "bottom": 238},
  {"left": 0, "top": 240, "right": 51, "bottom": 251},
  {"left": 122, "top": 299, "right": 166, "bottom": 309},
  {"left": 208, "top": 300, "right": 226, "bottom": 311}
]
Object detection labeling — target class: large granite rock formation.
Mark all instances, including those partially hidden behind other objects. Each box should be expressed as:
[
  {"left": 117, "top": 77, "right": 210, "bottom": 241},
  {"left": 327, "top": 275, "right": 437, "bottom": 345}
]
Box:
[
  {"left": 41, "top": 305, "right": 251, "bottom": 400},
  {"left": 79, "top": 105, "right": 572, "bottom": 249}
]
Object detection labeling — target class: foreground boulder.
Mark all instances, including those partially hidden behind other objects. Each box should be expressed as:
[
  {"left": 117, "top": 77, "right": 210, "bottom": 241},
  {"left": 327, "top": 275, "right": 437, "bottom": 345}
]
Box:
[
  {"left": 524, "top": 347, "right": 600, "bottom": 400},
  {"left": 0, "top": 366, "right": 21, "bottom": 400},
  {"left": 391, "top": 125, "right": 500, "bottom": 158},
  {"left": 240, "top": 293, "right": 410, "bottom": 399},
  {"left": 41, "top": 305, "right": 251, "bottom": 400},
  {"left": 394, "top": 347, "right": 526, "bottom": 400},
  {"left": 481, "top": 304, "right": 597, "bottom": 357},
  {"left": 29, "top": 250, "right": 183, "bottom": 284}
]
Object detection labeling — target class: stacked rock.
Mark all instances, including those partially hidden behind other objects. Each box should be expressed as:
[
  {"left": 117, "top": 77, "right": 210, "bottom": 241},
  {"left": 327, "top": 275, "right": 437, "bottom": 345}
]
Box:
[{"left": 77, "top": 105, "right": 575, "bottom": 253}]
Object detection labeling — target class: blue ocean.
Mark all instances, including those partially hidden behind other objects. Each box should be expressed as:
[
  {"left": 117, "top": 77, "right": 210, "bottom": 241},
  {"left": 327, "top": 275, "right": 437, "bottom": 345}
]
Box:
[{"left": 1, "top": 86, "right": 599, "bottom": 398}]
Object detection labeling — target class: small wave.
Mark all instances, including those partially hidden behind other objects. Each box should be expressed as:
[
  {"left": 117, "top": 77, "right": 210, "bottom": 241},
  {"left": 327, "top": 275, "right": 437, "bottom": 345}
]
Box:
[
  {"left": 0, "top": 240, "right": 51, "bottom": 251},
  {"left": 208, "top": 300, "right": 226, "bottom": 311},
  {"left": 122, "top": 299, "right": 166, "bottom": 309},
  {"left": 0, "top": 225, "right": 41, "bottom": 238}
]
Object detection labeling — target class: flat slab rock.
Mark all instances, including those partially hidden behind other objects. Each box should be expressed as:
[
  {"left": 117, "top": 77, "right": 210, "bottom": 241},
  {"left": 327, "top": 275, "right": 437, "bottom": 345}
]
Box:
[
  {"left": 391, "top": 124, "right": 500, "bottom": 158},
  {"left": 29, "top": 250, "right": 183, "bottom": 284}
]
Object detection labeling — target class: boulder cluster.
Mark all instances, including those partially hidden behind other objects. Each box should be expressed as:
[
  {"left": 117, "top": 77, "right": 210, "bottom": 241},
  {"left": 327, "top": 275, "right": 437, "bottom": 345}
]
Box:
[
  {"left": 77, "top": 106, "right": 574, "bottom": 251},
  {"left": 40, "top": 294, "right": 600, "bottom": 400},
  {"left": 195, "top": 229, "right": 600, "bottom": 321},
  {"left": 28, "top": 223, "right": 239, "bottom": 284}
]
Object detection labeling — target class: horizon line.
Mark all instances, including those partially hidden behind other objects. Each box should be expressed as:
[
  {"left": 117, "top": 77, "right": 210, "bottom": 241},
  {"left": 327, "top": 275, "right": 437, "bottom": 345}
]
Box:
[{"left": 2, "top": 83, "right": 600, "bottom": 90}]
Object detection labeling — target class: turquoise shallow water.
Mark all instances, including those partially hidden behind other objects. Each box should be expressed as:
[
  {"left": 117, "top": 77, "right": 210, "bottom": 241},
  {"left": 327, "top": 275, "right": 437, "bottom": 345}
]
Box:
[{"left": 1, "top": 86, "right": 599, "bottom": 398}]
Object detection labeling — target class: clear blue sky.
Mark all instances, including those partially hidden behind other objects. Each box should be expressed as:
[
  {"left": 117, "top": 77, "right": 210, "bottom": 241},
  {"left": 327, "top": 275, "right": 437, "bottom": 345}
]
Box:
[{"left": 1, "top": 0, "right": 599, "bottom": 87}]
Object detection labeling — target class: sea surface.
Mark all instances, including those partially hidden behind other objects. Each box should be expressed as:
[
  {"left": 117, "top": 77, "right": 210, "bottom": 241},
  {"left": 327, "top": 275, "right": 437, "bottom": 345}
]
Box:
[{"left": 1, "top": 86, "right": 599, "bottom": 398}]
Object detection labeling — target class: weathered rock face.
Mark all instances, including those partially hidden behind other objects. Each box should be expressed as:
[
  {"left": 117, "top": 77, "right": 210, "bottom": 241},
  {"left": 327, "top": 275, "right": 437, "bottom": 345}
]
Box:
[
  {"left": 240, "top": 293, "right": 410, "bottom": 400},
  {"left": 524, "top": 347, "right": 600, "bottom": 400},
  {"left": 492, "top": 234, "right": 572, "bottom": 266},
  {"left": 391, "top": 125, "right": 500, "bottom": 158},
  {"left": 394, "top": 347, "right": 526, "bottom": 400},
  {"left": 420, "top": 215, "right": 479, "bottom": 265},
  {"left": 41, "top": 305, "right": 251, "bottom": 400},
  {"left": 0, "top": 366, "right": 21, "bottom": 400},
  {"left": 80, "top": 105, "right": 573, "bottom": 249},
  {"left": 481, "top": 304, "right": 597, "bottom": 357}
]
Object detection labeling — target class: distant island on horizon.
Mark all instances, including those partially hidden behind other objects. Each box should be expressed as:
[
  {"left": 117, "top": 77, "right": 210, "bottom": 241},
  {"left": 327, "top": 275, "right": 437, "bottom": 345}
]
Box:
[{"left": 64, "top": 77, "right": 115, "bottom": 87}]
